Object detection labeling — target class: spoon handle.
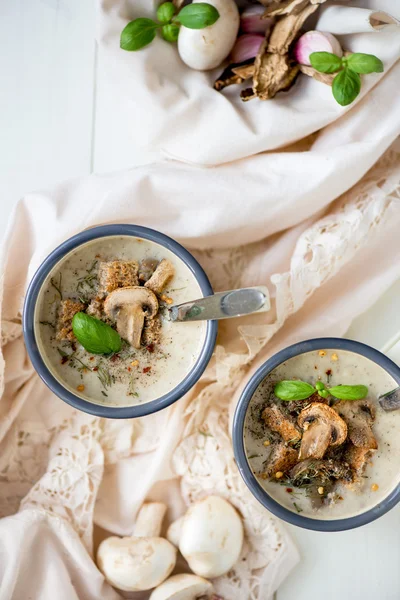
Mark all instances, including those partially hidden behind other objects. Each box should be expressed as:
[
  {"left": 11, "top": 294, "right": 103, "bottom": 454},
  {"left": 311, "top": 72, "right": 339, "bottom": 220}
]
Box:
[
  {"left": 168, "top": 286, "right": 270, "bottom": 322},
  {"left": 379, "top": 388, "right": 400, "bottom": 411}
]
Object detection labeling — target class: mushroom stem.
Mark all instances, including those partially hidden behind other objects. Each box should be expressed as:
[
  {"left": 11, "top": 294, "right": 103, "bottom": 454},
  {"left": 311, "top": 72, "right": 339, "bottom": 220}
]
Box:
[
  {"left": 133, "top": 502, "right": 167, "bottom": 538},
  {"left": 166, "top": 516, "right": 184, "bottom": 547},
  {"left": 118, "top": 304, "right": 145, "bottom": 349}
]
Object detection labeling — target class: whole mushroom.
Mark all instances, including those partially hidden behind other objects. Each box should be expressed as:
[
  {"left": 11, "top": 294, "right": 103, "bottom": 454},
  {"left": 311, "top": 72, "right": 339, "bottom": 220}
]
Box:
[
  {"left": 97, "top": 502, "right": 176, "bottom": 592},
  {"left": 149, "top": 573, "right": 214, "bottom": 600},
  {"left": 298, "top": 403, "right": 348, "bottom": 460},
  {"left": 103, "top": 286, "right": 158, "bottom": 349},
  {"left": 167, "top": 495, "right": 243, "bottom": 578},
  {"left": 178, "top": 0, "right": 240, "bottom": 71}
]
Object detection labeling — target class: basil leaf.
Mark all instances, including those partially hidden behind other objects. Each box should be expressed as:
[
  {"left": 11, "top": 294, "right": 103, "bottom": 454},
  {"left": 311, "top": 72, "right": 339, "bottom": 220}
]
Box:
[
  {"left": 345, "top": 53, "right": 384, "bottom": 74},
  {"left": 162, "top": 23, "right": 180, "bottom": 42},
  {"left": 157, "top": 2, "right": 176, "bottom": 24},
  {"left": 120, "top": 18, "right": 159, "bottom": 51},
  {"left": 274, "top": 380, "right": 316, "bottom": 401},
  {"left": 309, "top": 52, "right": 343, "bottom": 74},
  {"left": 72, "top": 312, "right": 122, "bottom": 354},
  {"left": 328, "top": 385, "right": 368, "bottom": 400},
  {"left": 176, "top": 3, "right": 220, "bottom": 29},
  {"left": 332, "top": 68, "right": 361, "bottom": 106}
]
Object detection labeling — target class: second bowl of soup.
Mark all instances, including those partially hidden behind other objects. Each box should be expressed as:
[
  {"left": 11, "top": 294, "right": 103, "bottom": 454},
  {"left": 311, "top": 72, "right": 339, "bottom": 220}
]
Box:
[{"left": 233, "top": 338, "right": 400, "bottom": 531}]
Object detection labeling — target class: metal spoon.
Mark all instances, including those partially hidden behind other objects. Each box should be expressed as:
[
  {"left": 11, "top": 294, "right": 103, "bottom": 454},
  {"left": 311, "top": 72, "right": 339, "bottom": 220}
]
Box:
[
  {"left": 168, "top": 286, "right": 270, "bottom": 322},
  {"left": 379, "top": 388, "right": 400, "bottom": 411}
]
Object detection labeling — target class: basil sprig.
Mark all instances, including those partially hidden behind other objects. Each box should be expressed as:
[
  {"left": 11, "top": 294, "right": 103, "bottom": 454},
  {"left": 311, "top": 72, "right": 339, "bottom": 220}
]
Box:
[
  {"left": 274, "top": 379, "right": 368, "bottom": 402},
  {"left": 120, "top": 2, "right": 220, "bottom": 52},
  {"left": 72, "top": 312, "right": 122, "bottom": 355},
  {"left": 309, "top": 51, "right": 383, "bottom": 106}
]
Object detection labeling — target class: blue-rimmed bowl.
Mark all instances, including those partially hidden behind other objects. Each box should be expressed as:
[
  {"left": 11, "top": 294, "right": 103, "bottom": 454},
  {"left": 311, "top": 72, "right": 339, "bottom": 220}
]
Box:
[
  {"left": 23, "top": 224, "right": 217, "bottom": 419},
  {"left": 233, "top": 338, "right": 400, "bottom": 532}
]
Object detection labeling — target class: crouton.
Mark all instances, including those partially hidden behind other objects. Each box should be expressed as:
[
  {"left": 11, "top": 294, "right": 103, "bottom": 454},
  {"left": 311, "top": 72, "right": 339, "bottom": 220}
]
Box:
[
  {"left": 261, "top": 443, "right": 298, "bottom": 478},
  {"left": 145, "top": 259, "right": 174, "bottom": 294},
  {"left": 142, "top": 316, "right": 162, "bottom": 347},
  {"left": 262, "top": 405, "right": 301, "bottom": 443},
  {"left": 56, "top": 299, "right": 85, "bottom": 341},
  {"left": 98, "top": 260, "right": 139, "bottom": 297}
]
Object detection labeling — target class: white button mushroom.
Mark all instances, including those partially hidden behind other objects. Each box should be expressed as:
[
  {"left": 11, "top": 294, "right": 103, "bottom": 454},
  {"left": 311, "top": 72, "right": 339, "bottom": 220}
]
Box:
[
  {"left": 97, "top": 502, "right": 177, "bottom": 592},
  {"left": 149, "top": 573, "right": 214, "bottom": 600},
  {"left": 103, "top": 286, "right": 158, "bottom": 349},
  {"left": 178, "top": 0, "right": 240, "bottom": 71},
  {"left": 166, "top": 495, "right": 243, "bottom": 578}
]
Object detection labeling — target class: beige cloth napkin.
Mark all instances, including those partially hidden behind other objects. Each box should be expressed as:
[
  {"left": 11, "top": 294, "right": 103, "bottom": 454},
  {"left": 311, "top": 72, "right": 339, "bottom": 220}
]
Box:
[{"left": 0, "top": 1, "right": 400, "bottom": 599}]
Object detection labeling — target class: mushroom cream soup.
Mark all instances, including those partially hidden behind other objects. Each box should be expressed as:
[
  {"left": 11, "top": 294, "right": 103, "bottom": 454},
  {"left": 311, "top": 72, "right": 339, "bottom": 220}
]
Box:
[
  {"left": 244, "top": 349, "right": 400, "bottom": 520},
  {"left": 35, "top": 236, "right": 207, "bottom": 407}
]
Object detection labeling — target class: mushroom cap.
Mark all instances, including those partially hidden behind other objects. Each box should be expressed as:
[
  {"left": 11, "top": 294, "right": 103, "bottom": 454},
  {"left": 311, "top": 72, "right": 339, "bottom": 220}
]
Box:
[
  {"left": 177, "top": 495, "right": 243, "bottom": 578},
  {"left": 334, "top": 400, "right": 377, "bottom": 449},
  {"left": 97, "top": 536, "right": 176, "bottom": 592},
  {"left": 149, "top": 573, "right": 214, "bottom": 600},
  {"left": 103, "top": 286, "right": 158, "bottom": 319},
  {"left": 103, "top": 286, "right": 159, "bottom": 348},
  {"left": 298, "top": 403, "right": 347, "bottom": 460}
]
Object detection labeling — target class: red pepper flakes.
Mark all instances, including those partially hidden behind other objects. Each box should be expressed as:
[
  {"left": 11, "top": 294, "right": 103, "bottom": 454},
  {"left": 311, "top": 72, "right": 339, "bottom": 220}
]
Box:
[
  {"left": 93, "top": 367, "right": 98, "bottom": 372},
  {"left": 146, "top": 344, "right": 155, "bottom": 353},
  {"left": 61, "top": 357, "right": 68, "bottom": 365},
  {"left": 110, "top": 354, "right": 120, "bottom": 363},
  {"left": 286, "top": 488, "right": 293, "bottom": 493},
  {"left": 71, "top": 342, "right": 77, "bottom": 352},
  {"left": 127, "top": 367, "right": 131, "bottom": 372},
  {"left": 143, "top": 367, "right": 151, "bottom": 374},
  {"left": 326, "top": 369, "right": 332, "bottom": 376},
  {"left": 89, "top": 356, "right": 95, "bottom": 361}
]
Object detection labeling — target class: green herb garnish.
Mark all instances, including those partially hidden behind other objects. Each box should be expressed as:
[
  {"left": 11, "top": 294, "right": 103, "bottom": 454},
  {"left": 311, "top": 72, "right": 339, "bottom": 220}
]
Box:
[
  {"left": 328, "top": 385, "right": 369, "bottom": 400},
  {"left": 293, "top": 502, "right": 303, "bottom": 514},
  {"left": 274, "top": 380, "right": 368, "bottom": 402},
  {"left": 50, "top": 273, "right": 62, "bottom": 300},
  {"left": 310, "top": 51, "right": 383, "bottom": 106},
  {"left": 40, "top": 320, "right": 55, "bottom": 329},
  {"left": 97, "top": 365, "right": 113, "bottom": 389},
  {"left": 76, "top": 261, "right": 98, "bottom": 299},
  {"left": 72, "top": 312, "right": 122, "bottom": 355},
  {"left": 120, "top": 2, "right": 219, "bottom": 52},
  {"left": 274, "top": 380, "right": 315, "bottom": 401}
]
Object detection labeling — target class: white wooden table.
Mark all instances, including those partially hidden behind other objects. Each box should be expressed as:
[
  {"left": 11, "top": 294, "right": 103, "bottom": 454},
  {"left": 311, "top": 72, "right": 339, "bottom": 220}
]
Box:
[{"left": 1, "top": 2, "right": 399, "bottom": 599}]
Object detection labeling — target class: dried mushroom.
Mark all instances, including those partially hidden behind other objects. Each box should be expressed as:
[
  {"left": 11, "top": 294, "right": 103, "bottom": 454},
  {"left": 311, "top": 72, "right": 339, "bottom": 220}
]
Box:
[
  {"left": 297, "top": 403, "right": 347, "bottom": 460},
  {"left": 334, "top": 400, "right": 378, "bottom": 450},
  {"left": 253, "top": 49, "right": 299, "bottom": 99},
  {"left": 214, "top": 61, "right": 255, "bottom": 91},
  {"left": 267, "top": 3, "right": 320, "bottom": 54},
  {"left": 215, "top": 0, "right": 325, "bottom": 100},
  {"left": 260, "top": 0, "right": 326, "bottom": 18},
  {"left": 299, "top": 64, "right": 335, "bottom": 85}
]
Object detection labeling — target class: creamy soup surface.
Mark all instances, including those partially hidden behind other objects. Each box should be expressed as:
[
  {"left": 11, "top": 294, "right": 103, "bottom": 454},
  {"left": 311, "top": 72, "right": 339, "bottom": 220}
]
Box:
[
  {"left": 244, "top": 349, "right": 400, "bottom": 520},
  {"left": 35, "top": 236, "right": 207, "bottom": 407}
]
